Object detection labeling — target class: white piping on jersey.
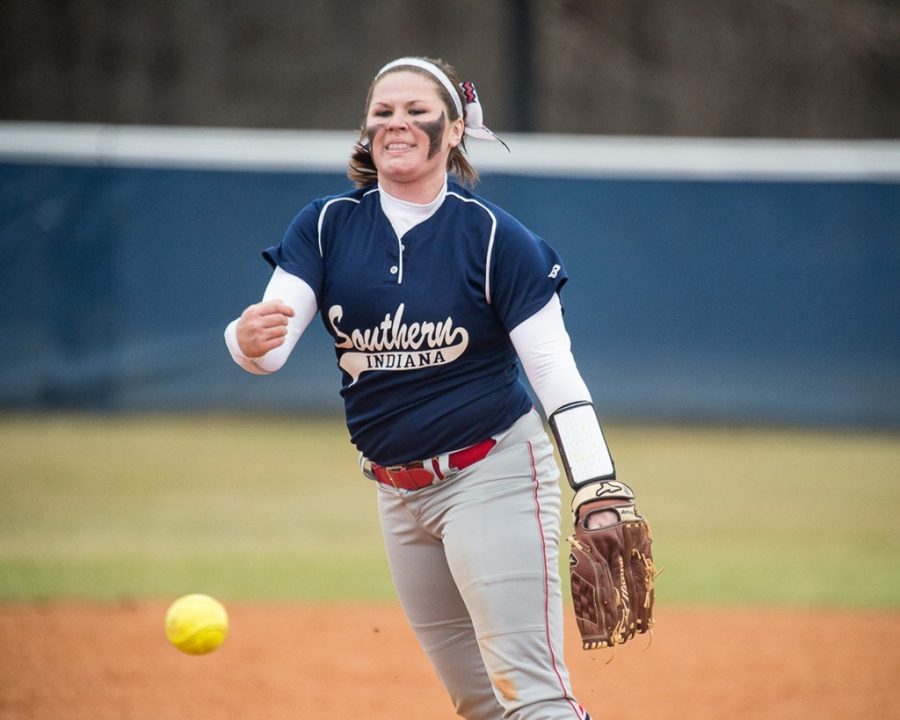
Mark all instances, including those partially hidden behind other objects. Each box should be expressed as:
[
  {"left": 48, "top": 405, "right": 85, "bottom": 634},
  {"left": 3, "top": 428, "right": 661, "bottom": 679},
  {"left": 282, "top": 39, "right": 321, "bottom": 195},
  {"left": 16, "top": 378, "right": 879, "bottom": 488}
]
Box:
[
  {"left": 314, "top": 188, "right": 415, "bottom": 284},
  {"left": 393, "top": 217, "right": 404, "bottom": 285},
  {"left": 363, "top": 187, "right": 407, "bottom": 284},
  {"left": 377, "top": 181, "right": 447, "bottom": 285},
  {"left": 316, "top": 196, "right": 361, "bottom": 257},
  {"left": 314, "top": 187, "right": 498, "bottom": 297},
  {"left": 446, "top": 191, "right": 498, "bottom": 304}
]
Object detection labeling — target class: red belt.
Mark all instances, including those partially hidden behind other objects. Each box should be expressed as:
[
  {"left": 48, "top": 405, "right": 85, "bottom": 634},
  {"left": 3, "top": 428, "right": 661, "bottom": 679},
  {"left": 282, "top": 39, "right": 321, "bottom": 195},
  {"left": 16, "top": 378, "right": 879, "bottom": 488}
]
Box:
[{"left": 366, "top": 437, "right": 497, "bottom": 491}]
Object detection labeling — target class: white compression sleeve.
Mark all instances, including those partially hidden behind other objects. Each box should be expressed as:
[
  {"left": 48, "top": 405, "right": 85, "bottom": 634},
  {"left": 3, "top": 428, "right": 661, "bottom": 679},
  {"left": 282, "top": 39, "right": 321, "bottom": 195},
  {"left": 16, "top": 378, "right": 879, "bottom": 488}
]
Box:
[
  {"left": 509, "top": 294, "right": 592, "bottom": 416},
  {"left": 224, "top": 266, "right": 319, "bottom": 374},
  {"left": 513, "top": 295, "right": 616, "bottom": 488}
]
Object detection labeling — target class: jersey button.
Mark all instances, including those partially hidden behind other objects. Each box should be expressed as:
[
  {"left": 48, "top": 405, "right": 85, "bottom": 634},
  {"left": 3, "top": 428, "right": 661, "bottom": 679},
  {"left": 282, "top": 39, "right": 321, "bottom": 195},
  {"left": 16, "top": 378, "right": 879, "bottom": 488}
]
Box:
[{"left": 389, "top": 265, "right": 398, "bottom": 274}]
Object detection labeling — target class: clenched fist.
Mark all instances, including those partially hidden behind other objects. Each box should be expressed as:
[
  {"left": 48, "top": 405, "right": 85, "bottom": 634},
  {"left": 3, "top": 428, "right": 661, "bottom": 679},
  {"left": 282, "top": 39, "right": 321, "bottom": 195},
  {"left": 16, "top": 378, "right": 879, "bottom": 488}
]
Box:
[{"left": 235, "top": 300, "right": 295, "bottom": 358}]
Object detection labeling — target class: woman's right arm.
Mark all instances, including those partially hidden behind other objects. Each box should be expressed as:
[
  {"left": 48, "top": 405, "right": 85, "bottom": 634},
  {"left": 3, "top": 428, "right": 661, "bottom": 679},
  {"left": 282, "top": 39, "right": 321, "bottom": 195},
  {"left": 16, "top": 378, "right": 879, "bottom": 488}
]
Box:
[{"left": 224, "top": 266, "right": 319, "bottom": 374}]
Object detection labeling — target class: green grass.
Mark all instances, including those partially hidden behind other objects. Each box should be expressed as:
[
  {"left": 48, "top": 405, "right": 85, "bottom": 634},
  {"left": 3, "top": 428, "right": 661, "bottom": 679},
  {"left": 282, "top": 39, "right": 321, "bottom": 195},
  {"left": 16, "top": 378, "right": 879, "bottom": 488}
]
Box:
[
  {"left": 1, "top": 414, "right": 898, "bottom": 608},
  {"left": 601, "top": 423, "right": 900, "bottom": 608}
]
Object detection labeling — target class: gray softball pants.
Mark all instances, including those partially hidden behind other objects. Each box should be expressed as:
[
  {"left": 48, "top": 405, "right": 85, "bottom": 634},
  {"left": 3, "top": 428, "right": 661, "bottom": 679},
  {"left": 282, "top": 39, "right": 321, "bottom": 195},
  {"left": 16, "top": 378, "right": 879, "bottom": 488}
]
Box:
[{"left": 376, "top": 410, "right": 591, "bottom": 720}]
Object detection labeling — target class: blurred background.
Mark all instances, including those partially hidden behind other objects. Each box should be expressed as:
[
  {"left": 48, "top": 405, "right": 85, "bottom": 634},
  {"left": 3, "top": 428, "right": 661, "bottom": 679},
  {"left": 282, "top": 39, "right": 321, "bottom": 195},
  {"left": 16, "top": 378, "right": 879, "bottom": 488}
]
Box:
[
  {"left": 1, "top": 0, "right": 898, "bottom": 427},
  {"left": 0, "top": 0, "right": 899, "bottom": 612},
  {"left": 2, "top": 0, "right": 899, "bottom": 137}
]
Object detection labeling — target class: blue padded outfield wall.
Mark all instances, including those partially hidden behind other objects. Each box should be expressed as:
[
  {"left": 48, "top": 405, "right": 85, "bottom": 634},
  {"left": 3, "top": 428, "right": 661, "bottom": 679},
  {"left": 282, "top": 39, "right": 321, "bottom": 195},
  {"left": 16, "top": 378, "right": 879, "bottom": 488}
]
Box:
[{"left": 1, "top": 124, "right": 898, "bottom": 427}]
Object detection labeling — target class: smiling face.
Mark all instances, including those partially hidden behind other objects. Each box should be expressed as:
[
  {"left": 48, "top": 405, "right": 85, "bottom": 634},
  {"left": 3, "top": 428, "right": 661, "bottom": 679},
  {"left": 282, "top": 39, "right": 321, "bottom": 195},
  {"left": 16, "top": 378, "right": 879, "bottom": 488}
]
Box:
[{"left": 365, "top": 70, "right": 464, "bottom": 201}]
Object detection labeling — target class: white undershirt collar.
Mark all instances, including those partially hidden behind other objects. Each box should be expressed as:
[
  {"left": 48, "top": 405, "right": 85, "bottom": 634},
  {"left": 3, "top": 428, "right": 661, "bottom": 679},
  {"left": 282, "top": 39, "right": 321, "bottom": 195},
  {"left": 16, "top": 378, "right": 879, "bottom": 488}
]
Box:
[{"left": 378, "top": 176, "right": 447, "bottom": 240}]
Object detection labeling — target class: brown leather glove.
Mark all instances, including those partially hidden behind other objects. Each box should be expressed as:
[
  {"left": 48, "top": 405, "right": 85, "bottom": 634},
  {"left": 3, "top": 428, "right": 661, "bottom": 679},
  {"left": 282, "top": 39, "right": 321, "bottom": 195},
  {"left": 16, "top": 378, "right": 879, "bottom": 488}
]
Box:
[{"left": 568, "top": 480, "right": 657, "bottom": 650}]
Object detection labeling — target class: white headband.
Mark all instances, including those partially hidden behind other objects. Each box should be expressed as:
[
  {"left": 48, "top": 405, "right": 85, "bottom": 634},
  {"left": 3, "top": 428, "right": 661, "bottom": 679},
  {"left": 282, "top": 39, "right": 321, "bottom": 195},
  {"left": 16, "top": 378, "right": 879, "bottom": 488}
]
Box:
[
  {"left": 375, "top": 57, "right": 509, "bottom": 150},
  {"left": 377, "top": 58, "right": 463, "bottom": 118}
]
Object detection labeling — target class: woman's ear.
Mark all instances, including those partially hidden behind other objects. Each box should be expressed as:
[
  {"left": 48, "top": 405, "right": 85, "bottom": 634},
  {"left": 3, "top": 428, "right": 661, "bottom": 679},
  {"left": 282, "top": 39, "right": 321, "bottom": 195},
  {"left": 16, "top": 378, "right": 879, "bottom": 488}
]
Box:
[{"left": 448, "top": 117, "right": 465, "bottom": 148}]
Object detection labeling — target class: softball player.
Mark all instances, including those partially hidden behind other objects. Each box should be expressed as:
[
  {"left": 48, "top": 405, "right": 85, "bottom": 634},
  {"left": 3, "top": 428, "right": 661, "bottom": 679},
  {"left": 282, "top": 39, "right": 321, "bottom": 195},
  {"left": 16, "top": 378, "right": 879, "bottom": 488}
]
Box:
[{"left": 225, "top": 57, "right": 621, "bottom": 720}]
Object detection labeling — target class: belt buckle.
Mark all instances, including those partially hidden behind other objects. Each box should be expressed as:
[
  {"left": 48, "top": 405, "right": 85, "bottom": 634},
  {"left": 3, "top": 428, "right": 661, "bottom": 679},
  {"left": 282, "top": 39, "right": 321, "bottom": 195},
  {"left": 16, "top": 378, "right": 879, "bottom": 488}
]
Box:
[
  {"left": 389, "top": 461, "right": 435, "bottom": 490},
  {"left": 384, "top": 463, "right": 405, "bottom": 489},
  {"left": 364, "top": 455, "right": 446, "bottom": 491}
]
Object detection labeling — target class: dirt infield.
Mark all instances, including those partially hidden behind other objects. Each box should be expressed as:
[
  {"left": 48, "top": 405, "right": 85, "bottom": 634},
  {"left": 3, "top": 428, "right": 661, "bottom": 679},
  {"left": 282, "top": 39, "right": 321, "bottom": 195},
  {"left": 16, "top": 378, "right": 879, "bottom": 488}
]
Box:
[{"left": 1, "top": 602, "right": 898, "bottom": 720}]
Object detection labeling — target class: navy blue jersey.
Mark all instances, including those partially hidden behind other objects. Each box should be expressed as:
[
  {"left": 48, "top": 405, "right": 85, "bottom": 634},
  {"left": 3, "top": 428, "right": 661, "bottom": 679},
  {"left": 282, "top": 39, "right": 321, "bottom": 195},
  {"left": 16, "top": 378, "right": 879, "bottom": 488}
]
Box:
[{"left": 264, "top": 180, "right": 567, "bottom": 465}]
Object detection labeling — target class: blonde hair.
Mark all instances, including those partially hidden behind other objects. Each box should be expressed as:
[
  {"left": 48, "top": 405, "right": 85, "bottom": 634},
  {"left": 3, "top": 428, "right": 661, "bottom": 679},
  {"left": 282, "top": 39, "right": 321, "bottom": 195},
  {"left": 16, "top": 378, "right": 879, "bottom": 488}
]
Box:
[{"left": 348, "top": 57, "right": 478, "bottom": 188}]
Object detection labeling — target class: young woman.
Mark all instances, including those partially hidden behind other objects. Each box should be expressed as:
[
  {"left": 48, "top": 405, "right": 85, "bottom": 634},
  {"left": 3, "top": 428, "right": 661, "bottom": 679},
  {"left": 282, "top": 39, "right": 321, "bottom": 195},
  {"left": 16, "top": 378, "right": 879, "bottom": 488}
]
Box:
[{"left": 225, "top": 56, "right": 642, "bottom": 720}]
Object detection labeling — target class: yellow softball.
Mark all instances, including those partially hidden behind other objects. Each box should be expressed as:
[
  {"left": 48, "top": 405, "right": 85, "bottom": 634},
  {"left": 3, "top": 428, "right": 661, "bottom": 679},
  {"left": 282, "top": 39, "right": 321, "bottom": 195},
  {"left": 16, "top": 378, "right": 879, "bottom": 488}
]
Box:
[{"left": 164, "top": 594, "right": 228, "bottom": 655}]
